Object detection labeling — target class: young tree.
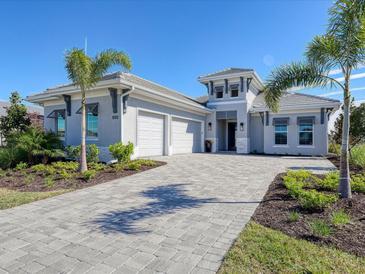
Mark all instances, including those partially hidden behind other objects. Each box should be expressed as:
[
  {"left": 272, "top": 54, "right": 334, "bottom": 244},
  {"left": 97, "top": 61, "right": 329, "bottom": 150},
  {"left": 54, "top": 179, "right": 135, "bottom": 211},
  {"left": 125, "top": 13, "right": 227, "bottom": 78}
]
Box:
[
  {"left": 264, "top": 0, "right": 365, "bottom": 199},
  {"left": 65, "top": 49, "right": 131, "bottom": 172},
  {"left": 0, "top": 91, "right": 31, "bottom": 138}
]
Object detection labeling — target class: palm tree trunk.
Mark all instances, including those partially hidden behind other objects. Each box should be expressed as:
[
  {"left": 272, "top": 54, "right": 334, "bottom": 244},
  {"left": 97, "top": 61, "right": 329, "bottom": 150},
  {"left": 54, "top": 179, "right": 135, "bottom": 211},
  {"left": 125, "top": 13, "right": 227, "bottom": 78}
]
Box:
[
  {"left": 338, "top": 73, "right": 351, "bottom": 199},
  {"left": 80, "top": 89, "right": 88, "bottom": 172}
]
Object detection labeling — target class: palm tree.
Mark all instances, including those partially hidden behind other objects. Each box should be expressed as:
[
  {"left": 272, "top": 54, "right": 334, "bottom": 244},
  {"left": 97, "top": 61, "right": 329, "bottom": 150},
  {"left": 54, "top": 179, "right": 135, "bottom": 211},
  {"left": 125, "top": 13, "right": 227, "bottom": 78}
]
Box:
[
  {"left": 15, "top": 127, "right": 64, "bottom": 164},
  {"left": 65, "top": 48, "right": 132, "bottom": 172},
  {"left": 264, "top": 0, "right": 365, "bottom": 199}
]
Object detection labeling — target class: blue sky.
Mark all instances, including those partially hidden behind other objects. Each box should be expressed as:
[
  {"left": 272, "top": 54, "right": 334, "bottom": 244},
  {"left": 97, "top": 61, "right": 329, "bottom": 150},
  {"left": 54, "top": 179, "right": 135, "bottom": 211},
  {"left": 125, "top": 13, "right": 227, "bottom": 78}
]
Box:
[{"left": 0, "top": 0, "right": 364, "bottom": 104}]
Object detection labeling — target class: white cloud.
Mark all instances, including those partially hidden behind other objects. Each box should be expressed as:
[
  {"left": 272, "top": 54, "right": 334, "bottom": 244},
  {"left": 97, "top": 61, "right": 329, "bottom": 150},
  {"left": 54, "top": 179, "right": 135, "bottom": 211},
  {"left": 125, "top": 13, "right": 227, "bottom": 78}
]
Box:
[
  {"left": 335, "top": 72, "right": 365, "bottom": 82},
  {"left": 319, "top": 86, "right": 365, "bottom": 97}
]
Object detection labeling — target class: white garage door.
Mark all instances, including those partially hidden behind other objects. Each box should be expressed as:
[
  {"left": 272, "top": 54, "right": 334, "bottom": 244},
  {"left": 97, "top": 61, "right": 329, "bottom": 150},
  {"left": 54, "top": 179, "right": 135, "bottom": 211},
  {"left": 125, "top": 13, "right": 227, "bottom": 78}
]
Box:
[
  {"left": 172, "top": 117, "right": 202, "bottom": 154},
  {"left": 138, "top": 111, "right": 164, "bottom": 157}
]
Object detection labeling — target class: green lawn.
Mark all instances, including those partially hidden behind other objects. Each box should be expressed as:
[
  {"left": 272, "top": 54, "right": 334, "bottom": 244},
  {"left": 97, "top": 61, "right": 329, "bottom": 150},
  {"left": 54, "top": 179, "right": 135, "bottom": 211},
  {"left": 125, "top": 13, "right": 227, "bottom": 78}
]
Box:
[
  {"left": 219, "top": 222, "right": 365, "bottom": 274},
  {"left": 0, "top": 188, "right": 68, "bottom": 210}
]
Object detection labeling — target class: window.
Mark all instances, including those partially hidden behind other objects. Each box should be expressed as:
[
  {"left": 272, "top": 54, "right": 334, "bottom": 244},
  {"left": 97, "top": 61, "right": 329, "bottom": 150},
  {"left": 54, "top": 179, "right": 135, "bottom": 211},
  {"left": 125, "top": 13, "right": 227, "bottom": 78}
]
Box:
[
  {"left": 76, "top": 103, "right": 99, "bottom": 138},
  {"left": 47, "top": 109, "right": 65, "bottom": 137},
  {"left": 215, "top": 86, "right": 224, "bottom": 98},
  {"left": 216, "top": 91, "right": 223, "bottom": 98},
  {"left": 56, "top": 112, "right": 65, "bottom": 137},
  {"left": 275, "top": 124, "right": 288, "bottom": 145},
  {"left": 231, "top": 88, "right": 238, "bottom": 97},
  {"left": 299, "top": 122, "right": 313, "bottom": 145},
  {"left": 87, "top": 112, "right": 98, "bottom": 138},
  {"left": 230, "top": 84, "right": 239, "bottom": 97}
]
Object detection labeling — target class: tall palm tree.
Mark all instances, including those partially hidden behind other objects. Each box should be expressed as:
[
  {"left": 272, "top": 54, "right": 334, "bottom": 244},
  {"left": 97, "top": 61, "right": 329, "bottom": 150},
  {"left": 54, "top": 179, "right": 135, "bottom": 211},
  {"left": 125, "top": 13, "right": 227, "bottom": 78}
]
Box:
[
  {"left": 264, "top": 0, "right": 365, "bottom": 199},
  {"left": 65, "top": 49, "right": 132, "bottom": 172}
]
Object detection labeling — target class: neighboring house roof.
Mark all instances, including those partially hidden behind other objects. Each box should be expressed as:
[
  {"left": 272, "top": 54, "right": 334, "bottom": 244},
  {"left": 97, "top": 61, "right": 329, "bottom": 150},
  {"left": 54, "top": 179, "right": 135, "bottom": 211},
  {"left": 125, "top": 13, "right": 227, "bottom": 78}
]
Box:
[
  {"left": 195, "top": 95, "right": 209, "bottom": 104},
  {"left": 251, "top": 92, "right": 341, "bottom": 112},
  {"left": 0, "top": 101, "right": 44, "bottom": 116},
  {"left": 198, "top": 68, "right": 254, "bottom": 79},
  {"left": 28, "top": 72, "right": 209, "bottom": 112}
]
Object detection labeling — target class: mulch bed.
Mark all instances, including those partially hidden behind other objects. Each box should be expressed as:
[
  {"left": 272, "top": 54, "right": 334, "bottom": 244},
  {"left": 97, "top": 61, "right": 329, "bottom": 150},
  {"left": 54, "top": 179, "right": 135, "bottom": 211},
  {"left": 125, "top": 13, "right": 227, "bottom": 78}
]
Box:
[
  {"left": 0, "top": 161, "right": 166, "bottom": 192},
  {"left": 252, "top": 173, "right": 365, "bottom": 257}
]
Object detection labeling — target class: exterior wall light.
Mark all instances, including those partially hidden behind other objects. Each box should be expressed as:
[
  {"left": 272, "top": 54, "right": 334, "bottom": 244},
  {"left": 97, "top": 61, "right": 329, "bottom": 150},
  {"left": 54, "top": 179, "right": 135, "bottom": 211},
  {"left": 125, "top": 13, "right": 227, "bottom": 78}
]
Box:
[
  {"left": 240, "top": 122, "right": 244, "bottom": 131},
  {"left": 208, "top": 122, "right": 212, "bottom": 131}
]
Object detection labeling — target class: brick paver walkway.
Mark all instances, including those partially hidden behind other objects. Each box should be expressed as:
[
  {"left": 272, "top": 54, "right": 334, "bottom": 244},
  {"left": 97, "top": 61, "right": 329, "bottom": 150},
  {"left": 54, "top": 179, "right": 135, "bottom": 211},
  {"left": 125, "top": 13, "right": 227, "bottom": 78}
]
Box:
[{"left": 0, "top": 154, "right": 334, "bottom": 274}]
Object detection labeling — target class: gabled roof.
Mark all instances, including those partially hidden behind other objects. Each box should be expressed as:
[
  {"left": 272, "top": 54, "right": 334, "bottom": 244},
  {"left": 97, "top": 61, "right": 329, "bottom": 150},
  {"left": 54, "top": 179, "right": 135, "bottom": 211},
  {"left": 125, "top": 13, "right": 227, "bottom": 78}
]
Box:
[
  {"left": 27, "top": 72, "right": 208, "bottom": 111},
  {"left": 198, "top": 68, "right": 254, "bottom": 79},
  {"left": 251, "top": 92, "right": 341, "bottom": 112}
]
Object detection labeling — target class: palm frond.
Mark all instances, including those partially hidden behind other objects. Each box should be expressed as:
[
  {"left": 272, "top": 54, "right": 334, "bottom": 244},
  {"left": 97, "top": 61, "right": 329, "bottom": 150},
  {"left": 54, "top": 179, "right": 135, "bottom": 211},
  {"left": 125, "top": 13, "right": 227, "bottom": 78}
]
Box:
[
  {"left": 264, "top": 62, "right": 340, "bottom": 112},
  {"left": 65, "top": 48, "right": 93, "bottom": 89},
  {"left": 328, "top": 0, "right": 365, "bottom": 68},
  {"left": 91, "top": 49, "right": 132, "bottom": 83},
  {"left": 306, "top": 35, "right": 341, "bottom": 70}
]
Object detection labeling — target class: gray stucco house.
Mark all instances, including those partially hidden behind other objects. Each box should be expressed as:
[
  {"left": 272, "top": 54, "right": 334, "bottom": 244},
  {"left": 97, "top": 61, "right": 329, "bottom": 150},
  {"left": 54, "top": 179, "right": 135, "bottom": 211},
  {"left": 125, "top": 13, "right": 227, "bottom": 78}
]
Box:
[{"left": 27, "top": 68, "right": 340, "bottom": 161}]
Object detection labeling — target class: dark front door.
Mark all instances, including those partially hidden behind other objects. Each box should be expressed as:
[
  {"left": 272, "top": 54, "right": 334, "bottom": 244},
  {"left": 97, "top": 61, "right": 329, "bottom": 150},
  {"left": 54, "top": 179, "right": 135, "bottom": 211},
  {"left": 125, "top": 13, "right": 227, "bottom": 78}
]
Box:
[{"left": 228, "top": 122, "right": 236, "bottom": 151}]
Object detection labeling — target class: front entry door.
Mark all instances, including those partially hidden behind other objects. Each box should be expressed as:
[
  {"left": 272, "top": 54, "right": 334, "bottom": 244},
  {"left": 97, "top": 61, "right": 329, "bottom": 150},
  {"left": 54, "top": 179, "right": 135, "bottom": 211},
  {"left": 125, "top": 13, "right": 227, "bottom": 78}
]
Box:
[{"left": 228, "top": 122, "right": 236, "bottom": 151}]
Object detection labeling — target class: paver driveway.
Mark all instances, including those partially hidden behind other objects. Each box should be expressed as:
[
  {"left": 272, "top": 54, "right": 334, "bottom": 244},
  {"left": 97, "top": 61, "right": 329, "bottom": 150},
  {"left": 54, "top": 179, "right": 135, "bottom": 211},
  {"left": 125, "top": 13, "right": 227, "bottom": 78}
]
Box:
[{"left": 0, "top": 154, "right": 334, "bottom": 274}]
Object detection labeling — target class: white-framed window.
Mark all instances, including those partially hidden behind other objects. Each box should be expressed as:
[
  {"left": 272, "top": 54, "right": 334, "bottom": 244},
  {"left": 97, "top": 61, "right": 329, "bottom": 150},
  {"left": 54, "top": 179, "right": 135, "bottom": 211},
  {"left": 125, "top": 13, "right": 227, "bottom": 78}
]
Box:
[
  {"left": 299, "top": 122, "right": 313, "bottom": 145},
  {"left": 76, "top": 103, "right": 99, "bottom": 138},
  {"left": 86, "top": 112, "right": 98, "bottom": 138},
  {"left": 215, "top": 86, "right": 224, "bottom": 99},
  {"left": 230, "top": 84, "right": 239, "bottom": 97},
  {"left": 47, "top": 109, "right": 65, "bottom": 137},
  {"left": 56, "top": 112, "right": 65, "bottom": 137},
  {"left": 274, "top": 124, "right": 288, "bottom": 145}
]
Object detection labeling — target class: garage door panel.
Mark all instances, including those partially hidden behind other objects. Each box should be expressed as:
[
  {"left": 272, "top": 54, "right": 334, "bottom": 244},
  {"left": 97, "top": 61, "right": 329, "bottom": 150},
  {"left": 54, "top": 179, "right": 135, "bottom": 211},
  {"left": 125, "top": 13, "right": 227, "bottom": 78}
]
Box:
[
  {"left": 172, "top": 118, "right": 201, "bottom": 154},
  {"left": 138, "top": 111, "right": 164, "bottom": 157}
]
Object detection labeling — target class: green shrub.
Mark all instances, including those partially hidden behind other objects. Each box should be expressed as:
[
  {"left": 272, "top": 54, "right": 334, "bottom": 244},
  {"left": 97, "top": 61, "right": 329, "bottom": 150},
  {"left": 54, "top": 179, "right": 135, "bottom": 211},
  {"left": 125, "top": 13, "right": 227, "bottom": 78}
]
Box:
[
  {"left": 82, "top": 170, "right": 96, "bottom": 181},
  {"left": 88, "top": 162, "right": 105, "bottom": 171},
  {"left": 58, "top": 169, "right": 73, "bottom": 180},
  {"left": 288, "top": 211, "right": 300, "bottom": 222},
  {"left": 127, "top": 161, "right": 141, "bottom": 171},
  {"left": 134, "top": 159, "right": 157, "bottom": 167},
  {"left": 113, "top": 162, "right": 126, "bottom": 172},
  {"left": 315, "top": 171, "right": 338, "bottom": 191},
  {"left": 86, "top": 144, "right": 99, "bottom": 163},
  {"left": 44, "top": 176, "right": 55, "bottom": 188},
  {"left": 0, "top": 146, "right": 26, "bottom": 169},
  {"left": 297, "top": 190, "right": 338, "bottom": 211},
  {"left": 65, "top": 144, "right": 99, "bottom": 163},
  {"left": 284, "top": 179, "right": 304, "bottom": 198},
  {"left": 309, "top": 219, "right": 332, "bottom": 237},
  {"left": 0, "top": 169, "right": 6, "bottom": 177},
  {"left": 15, "top": 162, "right": 28, "bottom": 171},
  {"left": 51, "top": 161, "right": 79, "bottom": 172},
  {"left": 109, "top": 142, "right": 134, "bottom": 163},
  {"left": 65, "top": 145, "right": 80, "bottom": 160},
  {"left": 24, "top": 174, "right": 35, "bottom": 185},
  {"left": 350, "top": 144, "right": 365, "bottom": 168},
  {"left": 11, "top": 127, "right": 64, "bottom": 165},
  {"left": 329, "top": 142, "right": 340, "bottom": 155},
  {"left": 351, "top": 174, "right": 365, "bottom": 193},
  {"left": 331, "top": 210, "right": 350, "bottom": 226},
  {"left": 285, "top": 169, "right": 312, "bottom": 182},
  {"left": 31, "top": 164, "right": 56, "bottom": 176}
]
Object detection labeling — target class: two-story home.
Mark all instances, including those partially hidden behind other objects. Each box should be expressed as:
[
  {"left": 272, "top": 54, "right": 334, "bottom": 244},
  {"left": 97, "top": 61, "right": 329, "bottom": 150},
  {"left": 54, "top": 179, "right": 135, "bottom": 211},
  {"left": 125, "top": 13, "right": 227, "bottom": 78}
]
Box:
[{"left": 27, "top": 68, "right": 340, "bottom": 161}]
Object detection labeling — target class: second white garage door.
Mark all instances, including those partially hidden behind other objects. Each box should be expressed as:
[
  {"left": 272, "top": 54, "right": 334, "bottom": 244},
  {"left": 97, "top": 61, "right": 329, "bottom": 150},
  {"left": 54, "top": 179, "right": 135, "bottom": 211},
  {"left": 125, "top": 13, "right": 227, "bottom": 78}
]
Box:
[
  {"left": 138, "top": 111, "right": 165, "bottom": 157},
  {"left": 172, "top": 117, "right": 202, "bottom": 154}
]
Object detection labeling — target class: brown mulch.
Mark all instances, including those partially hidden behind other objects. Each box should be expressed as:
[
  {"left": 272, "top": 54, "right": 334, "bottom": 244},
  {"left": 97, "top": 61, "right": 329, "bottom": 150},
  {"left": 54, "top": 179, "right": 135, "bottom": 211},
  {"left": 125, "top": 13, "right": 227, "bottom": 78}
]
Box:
[
  {"left": 327, "top": 155, "right": 364, "bottom": 173},
  {"left": 0, "top": 161, "right": 166, "bottom": 192},
  {"left": 252, "top": 173, "right": 365, "bottom": 257}
]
